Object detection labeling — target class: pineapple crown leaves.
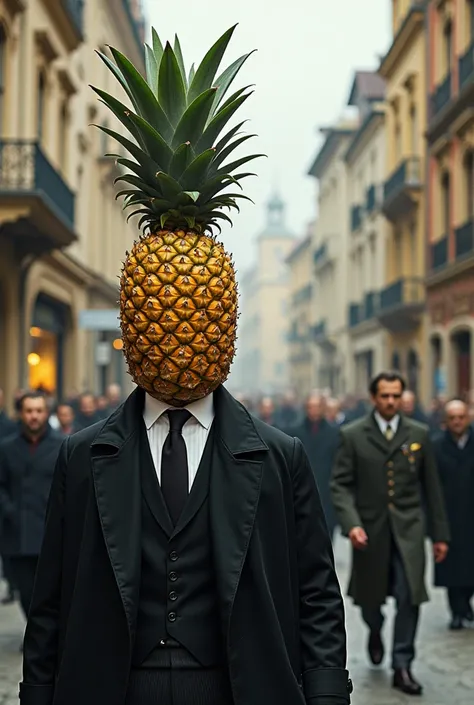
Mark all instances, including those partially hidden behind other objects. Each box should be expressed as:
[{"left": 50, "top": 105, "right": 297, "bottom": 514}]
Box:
[{"left": 91, "top": 25, "right": 264, "bottom": 234}]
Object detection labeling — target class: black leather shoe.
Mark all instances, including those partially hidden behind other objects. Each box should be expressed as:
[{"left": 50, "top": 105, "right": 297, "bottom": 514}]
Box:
[
  {"left": 449, "top": 615, "right": 464, "bottom": 630},
  {"left": 368, "top": 631, "right": 384, "bottom": 665},
  {"left": 393, "top": 669, "right": 423, "bottom": 696}
]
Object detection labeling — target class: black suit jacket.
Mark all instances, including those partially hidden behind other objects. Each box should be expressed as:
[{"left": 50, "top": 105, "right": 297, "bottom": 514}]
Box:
[{"left": 20, "top": 386, "right": 350, "bottom": 705}]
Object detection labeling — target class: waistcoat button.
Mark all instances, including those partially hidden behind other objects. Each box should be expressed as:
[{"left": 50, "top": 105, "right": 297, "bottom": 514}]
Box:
[
  {"left": 169, "top": 571, "right": 178, "bottom": 582},
  {"left": 169, "top": 591, "right": 178, "bottom": 601},
  {"left": 169, "top": 551, "right": 178, "bottom": 562},
  {"left": 168, "top": 612, "right": 177, "bottom": 622}
]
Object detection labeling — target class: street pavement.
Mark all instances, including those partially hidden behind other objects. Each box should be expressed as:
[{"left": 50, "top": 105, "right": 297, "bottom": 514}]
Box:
[{"left": 0, "top": 537, "right": 473, "bottom": 703}]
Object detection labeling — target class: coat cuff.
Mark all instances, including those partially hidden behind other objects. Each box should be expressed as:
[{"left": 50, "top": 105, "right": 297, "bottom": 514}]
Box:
[
  {"left": 303, "top": 668, "right": 353, "bottom": 703},
  {"left": 19, "top": 683, "right": 55, "bottom": 705}
]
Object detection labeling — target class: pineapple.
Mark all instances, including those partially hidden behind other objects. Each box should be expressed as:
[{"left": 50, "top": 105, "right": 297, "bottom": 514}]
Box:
[{"left": 92, "top": 26, "right": 262, "bottom": 405}]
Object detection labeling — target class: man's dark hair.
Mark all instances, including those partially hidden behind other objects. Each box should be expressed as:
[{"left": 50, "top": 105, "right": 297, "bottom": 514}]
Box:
[
  {"left": 369, "top": 371, "right": 406, "bottom": 397},
  {"left": 18, "top": 390, "right": 47, "bottom": 411}
]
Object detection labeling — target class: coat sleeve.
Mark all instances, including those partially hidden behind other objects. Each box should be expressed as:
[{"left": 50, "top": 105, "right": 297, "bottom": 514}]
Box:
[
  {"left": 330, "top": 431, "right": 362, "bottom": 536},
  {"left": 420, "top": 430, "right": 450, "bottom": 544},
  {"left": 19, "top": 437, "right": 69, "bottom": 705},
  {"left": 291, "top": 438, "right": 352, "bottom": 705}
]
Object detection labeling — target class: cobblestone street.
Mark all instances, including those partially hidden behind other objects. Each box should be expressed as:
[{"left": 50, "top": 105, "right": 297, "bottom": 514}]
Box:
[{"left": 0, "top": 538, "right": 473, "bottom": 703}]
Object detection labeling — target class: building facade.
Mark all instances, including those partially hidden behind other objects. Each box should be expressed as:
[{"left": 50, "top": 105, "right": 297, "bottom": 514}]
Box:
[
  {"left": 425, "top": 0, "right": 474, "bottom": 400},
  {"left": 379, "top": 1, "right": 428, "bottom": 400},
  {"left": 308, "top": 123, "right": 356, "bottom": 395},
  {"left": 286, "top": 227, "right": 313, "bottom": 400},
  {"left": 0, "top": 0, "right": 146, "bottom": 410},
  {"left": 232, "top": 195, "right": 295, "bottom": 396},
  {"left": 345, "top": 71, "right": 388, "bottom": 395}
]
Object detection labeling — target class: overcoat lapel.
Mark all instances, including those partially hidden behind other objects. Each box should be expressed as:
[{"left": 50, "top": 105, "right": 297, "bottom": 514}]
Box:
[
  {"left": 90, "top": 388, "right": 144, "bottom": 643},
  {"left": 209, "top": 386, "right": 268, "bottom": 635},
  {"left": 139, "top": 421, "right": 174, "bottom": 538},
  {"left": 363, "top": 416, "right": 389, "bottom": 456},
  {"left": 386, "top": 416, "right": 410, "bottom": 460}
]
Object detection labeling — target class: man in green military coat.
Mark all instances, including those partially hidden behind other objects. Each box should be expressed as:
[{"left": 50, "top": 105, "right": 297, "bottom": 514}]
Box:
[{"left": 331, "top": 371, "right": 449, "bottom": 696}]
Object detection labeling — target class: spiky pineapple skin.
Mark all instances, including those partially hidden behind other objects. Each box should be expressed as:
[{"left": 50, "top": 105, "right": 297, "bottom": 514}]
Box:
[{"left": 120, "top": 230, "right": 238, "bottom": 405}]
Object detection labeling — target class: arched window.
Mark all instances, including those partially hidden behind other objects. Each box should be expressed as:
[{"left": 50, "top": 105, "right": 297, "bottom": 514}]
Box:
[
  {"left": 441, "top": 171, "right": 450, "bottom": 236},
  {"left": 0, "top": 25, "right": 7, "bottom": 136},
  {"left": 37, "top": 71, "right": 46, "bottom": 139}
]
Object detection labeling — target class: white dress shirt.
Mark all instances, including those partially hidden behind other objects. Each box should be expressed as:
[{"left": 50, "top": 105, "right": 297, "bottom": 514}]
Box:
[
  {"left": 374, "top": 411, "right": 400, "bottom": 437},
  {"left": 143, "top": 393, "right": 214, "bottom": 490}
]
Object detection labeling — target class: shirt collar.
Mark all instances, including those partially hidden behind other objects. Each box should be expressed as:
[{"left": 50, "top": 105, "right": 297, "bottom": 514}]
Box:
[
  {"left": 374, "top": 411, "right": 400, "bottom": 434},
  {"left": 143, "top": 392, "right": 214, "bottom": 431}
]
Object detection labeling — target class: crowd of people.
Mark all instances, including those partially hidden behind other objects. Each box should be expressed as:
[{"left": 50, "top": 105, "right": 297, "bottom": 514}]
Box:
[{"left": 0, "top": 376, "right": 473, "bottom": 697}]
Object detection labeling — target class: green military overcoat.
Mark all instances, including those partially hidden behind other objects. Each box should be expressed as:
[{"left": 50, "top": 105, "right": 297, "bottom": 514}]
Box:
[{"left": 330, "top": 413, "right": 450, "bottom": 607}]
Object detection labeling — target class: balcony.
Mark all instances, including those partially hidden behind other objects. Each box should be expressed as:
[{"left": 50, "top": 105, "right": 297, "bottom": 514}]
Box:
[
  {"left": 0, "top": 140, "right": 76, "bottom": 254},
  {"left": 382, "top": 156, "right": 422, "bottom": 222},
  {"left": 366, "top": 184, "right": 377, "bottom": 214},
  {"left": 43, "top": 0, "right": 84, "bottom": 50},
  {"left": 459, "top": 41, "right": 474, "bottom": 91},
  {"left": 377, "top": 277, "right": 425, "bottom": 333},
  {"left": 313, "top": 238, "right": 336, "bottom": 272},
  {"left": 431, "top": 73, "right": 452, "bottom": 119},
  {"left": 455, "top": 219, "right": 474, "bottom": 260},
  {"left": 292, "top": 284, "right": 312, "bottom": 306},
  {"left": 351, "top": 205, "right": 363, "bottom": 233},
  {"left": 347, "top": 291, "right": 379, "bottom": 331},
  {"left": 431, "top": 236, "right": 448, "bottom": 271},
  {"left": 314, "top": 243, "right": 327, "bottom": 264}
]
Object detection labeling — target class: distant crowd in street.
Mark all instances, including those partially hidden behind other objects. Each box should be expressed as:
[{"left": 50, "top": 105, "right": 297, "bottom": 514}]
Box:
[{"left": 0, "top": 376, "right": 473, "bottom": 696}]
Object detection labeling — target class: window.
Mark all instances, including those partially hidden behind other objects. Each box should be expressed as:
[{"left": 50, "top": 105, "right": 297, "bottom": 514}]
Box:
[
  {"left": 0, "top": 26, "right": 6, "bottom": 136},
  {"left": 395, "top": 122, "right": 402, "bottom": 162},
  {"left": 37, "top": 71, "right": 46, "bottom": 139},
  {"left": 443, "top": 22, "right": 452, "bottom": 75},
  {"left": 394, "top": 229, "right": 403, "bottom": 277},
  {"left": 409, "top": 106, "right": 417, "bottom": 155},
  {"left": 58, "top": 101, "right": 68, "bottom": 171},
  {"left": 464, "top": 152, "right": 474, "bottom": 220},
  {"left": 441, "top": 172, "right": 450, "bottom": 235}
]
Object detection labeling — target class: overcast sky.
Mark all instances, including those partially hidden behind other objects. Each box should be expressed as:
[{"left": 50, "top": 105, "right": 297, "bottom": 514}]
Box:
[{"left": 143, "top": 0, "right": 391, "bottom": 275}]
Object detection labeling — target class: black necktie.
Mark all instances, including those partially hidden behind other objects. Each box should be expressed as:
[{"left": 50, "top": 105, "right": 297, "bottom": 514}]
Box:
[{"left": 161, "top": 409, "right": 191, "bottom": 525}]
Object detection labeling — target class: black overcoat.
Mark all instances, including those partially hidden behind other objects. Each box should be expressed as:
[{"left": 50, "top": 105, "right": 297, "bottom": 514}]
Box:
[
  {"left": 433, "top": 430, "right": 474, "bottom": 587},
  {"left": 20, "top": 386, "right": 351, "bottom": 705},
  {"left": 0, "top": 428, "right": 63, "bottom": 556},
  {"left": 331, "top": 413, "right": 450, "bottom": 607},
  {"left": 291, "top": 418, "right": 339, "bottom": 535}
]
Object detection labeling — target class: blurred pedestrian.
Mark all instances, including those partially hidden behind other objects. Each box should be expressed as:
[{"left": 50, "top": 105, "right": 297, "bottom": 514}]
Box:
[
  {"left": 0, "top": 387, "right": 16, "bottom": 604},
  {"left": 291, "top": 394, "right": 339, "bottom": 539},
  {"left": 96, "top": 395, "right": 110, "bottom": 420},
  {"left": 433, "top": 399, "right": 474, "bottom": 630},
  {"left": 0, "top": 392, "right": 62, "bottom": 620},
  {"left": 257, "top": 396, "right": 278, "bottom": 427},
  {"left": 56, "top": 404, "right": 75, "bottom": 436},
  {"left": 106, "top": 383, "right": 122, "bottom": 412},
  {"left": 331, "top": 371, "right": 449, "bottom": 696},
  {"left": 274, "top": 390, "right": 300, "bottom": 430},
  {"left": 0, "top": 388, "right": 15, "bottom": 439},
  {"left": 325, "top": 398, "right": 344, "bottom": 426},
  {"left": 74, "top": 393, "right": 101, "bottom": 431},
  {"left": 401, "top": 391, "right": 428, "bottom": 425}
]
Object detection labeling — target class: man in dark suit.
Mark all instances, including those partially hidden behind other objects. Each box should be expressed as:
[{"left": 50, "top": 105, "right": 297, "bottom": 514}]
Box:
[
  {"left": 20, "top": 384, "right": 352, "bottom": 705},
  {"left": 291, "top": 394, "right": 339, "bottom": 539},
  {"left": 331, "top": 371, "right": 449, "bottom": 696},
  {"left": 0, "top": 392, "right": 63, "bottom": 619},
  {"left": 433, "top": 399, "right": 474, "bottom": 630}
]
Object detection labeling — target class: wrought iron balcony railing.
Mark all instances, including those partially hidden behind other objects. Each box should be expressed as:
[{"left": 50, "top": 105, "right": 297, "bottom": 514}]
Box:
[
  {"left": 366, "top": 184, "right": 377, "bottom": 213},
  {"left": 383, "top": 156, "right": 421, "bottom": 204},
  {"left": 431, "top": 73, "right": 452, "bottom": 118},
  {"left": 459, "top": 40, "right": 474, "bottom": 91},
  {"left": 431, "top": 236, "right": 448, "bottom": 270},
  {"left": 455, "top": 219, "right": 474, "bottom": 260},
  {"left": 379, "top": 277, "right": 424, "bottom": 311},
  {"left": 0, "top": 140, "right": 75, "bottom": 229}
]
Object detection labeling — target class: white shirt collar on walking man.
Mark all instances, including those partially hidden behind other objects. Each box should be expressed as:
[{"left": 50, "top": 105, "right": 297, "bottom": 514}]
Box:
[{"left": 374, "top": 410, "right": 400, "bottom": 436}]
